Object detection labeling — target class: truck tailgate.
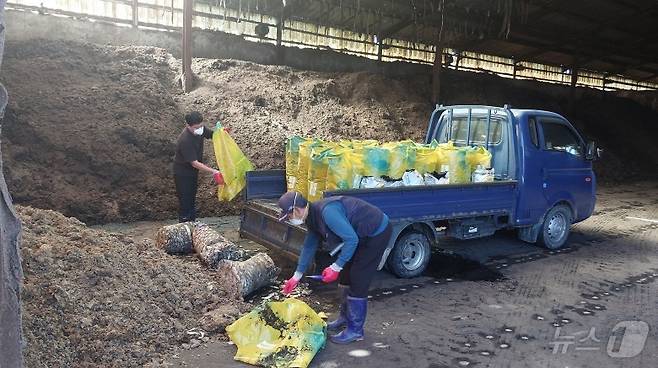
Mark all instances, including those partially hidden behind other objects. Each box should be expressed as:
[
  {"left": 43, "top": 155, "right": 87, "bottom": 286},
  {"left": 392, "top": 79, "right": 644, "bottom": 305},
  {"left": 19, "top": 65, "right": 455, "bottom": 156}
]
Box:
[{"left": 239, "top": 170, "right": 310, "bottom": 258}]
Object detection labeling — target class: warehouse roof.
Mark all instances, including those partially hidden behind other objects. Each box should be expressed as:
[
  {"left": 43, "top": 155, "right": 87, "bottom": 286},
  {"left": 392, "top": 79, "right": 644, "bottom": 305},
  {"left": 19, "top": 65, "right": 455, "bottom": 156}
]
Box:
[{"left": 208, "top": 0, "right": 658, "bottom": 85}]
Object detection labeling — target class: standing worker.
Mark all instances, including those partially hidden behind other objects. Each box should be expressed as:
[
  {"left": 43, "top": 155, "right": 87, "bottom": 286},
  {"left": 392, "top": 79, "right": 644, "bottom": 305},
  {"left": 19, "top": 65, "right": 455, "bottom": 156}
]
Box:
[
  {"left": 278, "top": 191, "right": 392, "bottom": 344},
  {"left": 173, "top": 111, "right": 224, "bottom": 222}
]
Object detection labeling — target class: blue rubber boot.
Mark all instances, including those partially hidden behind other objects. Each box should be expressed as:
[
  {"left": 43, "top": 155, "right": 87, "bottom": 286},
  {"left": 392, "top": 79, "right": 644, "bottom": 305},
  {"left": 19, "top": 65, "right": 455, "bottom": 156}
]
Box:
[
  {"left": 327, "top": 285, "right": 349, "bottom": 332},
  {"left": 330, "top": 296, "right": 367, "bottom": 344}
]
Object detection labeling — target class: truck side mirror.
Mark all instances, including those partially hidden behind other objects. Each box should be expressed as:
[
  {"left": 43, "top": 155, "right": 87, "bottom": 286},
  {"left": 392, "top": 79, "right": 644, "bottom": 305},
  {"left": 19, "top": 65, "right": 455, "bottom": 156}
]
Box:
[{"left": 585, "top": 141, "right": 602, "bottom": 161}]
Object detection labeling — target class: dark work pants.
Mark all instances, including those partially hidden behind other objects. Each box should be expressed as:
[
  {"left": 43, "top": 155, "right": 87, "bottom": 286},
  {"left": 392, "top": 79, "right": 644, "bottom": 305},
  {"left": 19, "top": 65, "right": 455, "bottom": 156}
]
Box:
[
  {"left": 338, "top": 223, "right": 393, "bottom": 298},
  {"left": 174, "top": 173, "right": 198, "bottom": 223}
]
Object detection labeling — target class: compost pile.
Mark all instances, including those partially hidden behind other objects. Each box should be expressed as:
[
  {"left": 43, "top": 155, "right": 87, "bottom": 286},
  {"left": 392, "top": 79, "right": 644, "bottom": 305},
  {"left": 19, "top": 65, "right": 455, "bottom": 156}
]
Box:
[
  {"left": 18, "top": 205, "right": 249, "bottom": 368},
  {"left": 182, "top": 59, "right": 430, "bottom": 174},
  {"left": 1, "top": 39, "right": 186, "bottom": 224}
]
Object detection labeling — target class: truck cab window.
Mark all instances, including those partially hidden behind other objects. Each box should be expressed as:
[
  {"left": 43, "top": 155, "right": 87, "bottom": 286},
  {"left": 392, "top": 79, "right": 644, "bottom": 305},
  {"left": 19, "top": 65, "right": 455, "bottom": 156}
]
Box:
[
  {"left": 443, "top": 116, "right": 503, "bottom": 145},
  {"left": 528, "top": 118, "right": 539, "bottom": 148},
  {"left": 541, "top": 121, "right": 583, "bottom": 157}
]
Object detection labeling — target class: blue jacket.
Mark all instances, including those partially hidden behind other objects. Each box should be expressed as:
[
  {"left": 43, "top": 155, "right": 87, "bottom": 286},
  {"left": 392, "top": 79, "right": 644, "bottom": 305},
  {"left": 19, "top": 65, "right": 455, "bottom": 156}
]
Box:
[{"left": 295, "top": 197, "right": 389, "bottom": 274}]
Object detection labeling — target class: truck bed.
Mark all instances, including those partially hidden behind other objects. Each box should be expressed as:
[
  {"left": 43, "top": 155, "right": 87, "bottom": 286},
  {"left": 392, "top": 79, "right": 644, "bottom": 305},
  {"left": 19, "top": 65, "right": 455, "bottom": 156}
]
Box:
[{"left": 240, "top": 170, "right": 518, "bottom": 258}]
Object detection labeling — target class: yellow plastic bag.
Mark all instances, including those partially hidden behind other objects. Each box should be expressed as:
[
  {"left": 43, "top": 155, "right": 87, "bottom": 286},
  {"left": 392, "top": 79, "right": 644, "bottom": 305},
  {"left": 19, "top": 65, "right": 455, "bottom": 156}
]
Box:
[
  {"left": 307, "top": 146, "right": 333, "bottom": 202},
  {"left": 226, "top": 298, "right": 326, "bottom": 368},
  {"left": 294, "top": 139, "right": 323, "bottom": 197},
  {"left": 449, "top": 148, "right": 471, "bottom": 184},
  {"left": 413, "top": 143, "right": 446, "bottom": 174},
  {"left": 466, "top": 146, "right": 492, "bottom": 169},
  {"left": 285, "top": 136, "right": 306, "bottom": 191},
  {"left": 382, "top": 141, "right": 412, "bottom": 179},
  {"left": 213, "top": 127, "right": 254, "bottom": 201},
  {"left": 326, "top": 148, "right": 355, "bottom": 191},
  {"left": 353, "top": 145, "right": 390, "bottom": 177}
]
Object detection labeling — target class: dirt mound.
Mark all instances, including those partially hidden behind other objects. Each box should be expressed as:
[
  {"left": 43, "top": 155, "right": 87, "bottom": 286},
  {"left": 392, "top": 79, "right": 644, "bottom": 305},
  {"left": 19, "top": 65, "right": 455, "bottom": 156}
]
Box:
[
  {"left": 183, "top": 59, "right": 429, "bottom": 170},
  {"left": 19, "top": 205, "right": 249, "bottom": 367},
  {"left": 2, "top": 39, "right": 185, "bottom": 224}
]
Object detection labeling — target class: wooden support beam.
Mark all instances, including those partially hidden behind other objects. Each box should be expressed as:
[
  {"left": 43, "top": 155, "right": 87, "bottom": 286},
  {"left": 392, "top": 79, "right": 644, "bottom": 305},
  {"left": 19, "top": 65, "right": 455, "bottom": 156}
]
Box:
[
  {"left": 432, "top": 43, "right": 442, "bottom": 105},
  {"left": 132, "top": 0, "right": 138, "bottom": 27},
  {"left": 181, "top": 0, "right": 194, "bottom": 93},
  {"left": 568, "top": 66, "right": 579, "bottom": 112},
  {"left": 276, "top": 17, "right": 283, "bottom": 47},
  {"left": 377, "top": 38, "right": 383, "bottom": 61},
  {"left": 431, "top": 3, "right": 445, "bottom": 106}
]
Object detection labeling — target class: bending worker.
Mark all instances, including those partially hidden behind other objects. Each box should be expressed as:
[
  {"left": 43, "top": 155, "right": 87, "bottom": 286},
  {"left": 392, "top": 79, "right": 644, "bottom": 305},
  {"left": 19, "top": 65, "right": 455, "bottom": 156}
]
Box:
[
  {"left": 277, "top": 191, "right": 392, "bottom": 344},
  {"left": 173, "top": 111, "right": 224, "bottom": 223}
]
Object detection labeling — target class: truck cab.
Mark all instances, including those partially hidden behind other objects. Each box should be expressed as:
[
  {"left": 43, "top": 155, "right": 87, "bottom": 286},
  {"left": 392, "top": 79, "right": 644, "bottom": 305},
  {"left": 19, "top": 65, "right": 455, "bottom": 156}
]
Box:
[
  {"left": 428, "top": 105, "right": 597, "bottom": 227},
  {"left": 240, "top": 105, "right": 599, "bottom": 278}
]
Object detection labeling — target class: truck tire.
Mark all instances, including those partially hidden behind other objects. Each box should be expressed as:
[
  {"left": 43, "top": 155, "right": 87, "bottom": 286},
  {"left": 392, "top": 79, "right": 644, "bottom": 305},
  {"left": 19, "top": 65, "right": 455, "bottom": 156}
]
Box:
[
  {"left": 386, "top": 231, "right": 431, "bottom": 278},
  {"left": 537, "top": 205, "right": 572, "bottom": 250}
]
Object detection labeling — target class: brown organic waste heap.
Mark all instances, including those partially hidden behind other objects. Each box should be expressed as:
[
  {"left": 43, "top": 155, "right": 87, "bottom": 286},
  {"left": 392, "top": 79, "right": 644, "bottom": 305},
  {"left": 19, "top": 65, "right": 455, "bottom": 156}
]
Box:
[{"left": 19, "top": 205, "right": 251, "bottom": 368}]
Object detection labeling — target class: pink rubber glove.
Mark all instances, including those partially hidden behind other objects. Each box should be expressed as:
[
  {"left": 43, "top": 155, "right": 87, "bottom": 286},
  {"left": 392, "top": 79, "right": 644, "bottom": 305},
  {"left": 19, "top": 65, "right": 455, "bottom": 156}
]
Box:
[
  {"left": 282, "top": 277, "right": 299, "bottom": 295},
  {"left": 213, "top": 171, "right": 224, "bottom": 185},
  {"left": 321, "top": 265, "right": 341, "bottom": 284}
]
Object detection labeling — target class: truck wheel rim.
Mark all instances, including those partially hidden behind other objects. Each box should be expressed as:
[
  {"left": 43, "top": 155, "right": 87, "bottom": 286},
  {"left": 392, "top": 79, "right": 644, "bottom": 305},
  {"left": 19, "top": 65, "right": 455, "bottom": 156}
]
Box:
[
  {"left": 402, "top": 239, "right": 425, "bottom": 270},
  {"left": 547, "top": 212, "right": 567, "bottom": 243}
]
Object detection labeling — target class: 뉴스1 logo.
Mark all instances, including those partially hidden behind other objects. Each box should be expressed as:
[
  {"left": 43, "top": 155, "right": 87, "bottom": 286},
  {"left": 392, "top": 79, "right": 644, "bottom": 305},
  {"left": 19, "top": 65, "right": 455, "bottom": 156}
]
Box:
[{"left": 550, "top": 320, "right": 649, "bottom": 358}]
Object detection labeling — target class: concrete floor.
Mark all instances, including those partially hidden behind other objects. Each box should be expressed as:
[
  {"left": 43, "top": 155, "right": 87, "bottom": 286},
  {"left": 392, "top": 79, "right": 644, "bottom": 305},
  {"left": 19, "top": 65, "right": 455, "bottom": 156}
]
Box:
[{"left": 140, "top": 181, "right": 658, "bottom": 368}]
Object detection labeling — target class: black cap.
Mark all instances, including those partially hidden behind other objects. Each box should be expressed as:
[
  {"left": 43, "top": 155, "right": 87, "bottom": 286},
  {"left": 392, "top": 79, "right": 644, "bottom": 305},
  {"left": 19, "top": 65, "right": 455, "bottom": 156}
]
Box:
[
  {"left": 185, "top": 111, "right": 203, "bottom": 125},
  {"left": 277, "top": 191, "right": 308, "bottom": 221}
]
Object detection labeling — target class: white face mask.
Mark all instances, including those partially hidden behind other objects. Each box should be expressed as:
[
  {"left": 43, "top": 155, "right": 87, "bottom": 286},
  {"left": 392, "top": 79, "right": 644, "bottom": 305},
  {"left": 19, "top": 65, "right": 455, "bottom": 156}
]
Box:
[
  {"left": 289, "top": 218, "right": 304, "bottom": 226},
  {"left": 193, "top": 126, "right": 204, "bottom": 135}
]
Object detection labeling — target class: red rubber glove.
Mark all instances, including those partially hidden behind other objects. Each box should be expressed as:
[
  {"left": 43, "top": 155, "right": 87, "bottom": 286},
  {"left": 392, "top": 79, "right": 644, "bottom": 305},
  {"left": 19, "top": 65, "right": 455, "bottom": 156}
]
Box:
[
  {"left": 321, "top": 266, "right": 340, "bottom": 284},
  {"left": 213, "top": 171, "right": 224, "bottom": 185},
  {"left": 282, "top": 277, "right": 299, "bottom": 295}
]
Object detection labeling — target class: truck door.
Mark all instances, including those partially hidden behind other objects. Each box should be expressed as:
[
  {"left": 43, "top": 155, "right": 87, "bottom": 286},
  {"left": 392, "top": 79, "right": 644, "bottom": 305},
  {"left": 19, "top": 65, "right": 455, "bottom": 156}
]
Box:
[
  {"left": 516, "top": 116, "right": 547, "bottom": 225},
  {"left": 537, "top": 116, "right": 595, "bottom": 222}
]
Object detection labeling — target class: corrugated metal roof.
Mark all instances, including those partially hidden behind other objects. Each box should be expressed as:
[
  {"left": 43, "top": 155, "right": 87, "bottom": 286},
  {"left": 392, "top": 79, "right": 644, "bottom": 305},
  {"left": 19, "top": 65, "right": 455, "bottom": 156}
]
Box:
[{"left": 203, "top": 0, "right": 658, "bottom": 84}]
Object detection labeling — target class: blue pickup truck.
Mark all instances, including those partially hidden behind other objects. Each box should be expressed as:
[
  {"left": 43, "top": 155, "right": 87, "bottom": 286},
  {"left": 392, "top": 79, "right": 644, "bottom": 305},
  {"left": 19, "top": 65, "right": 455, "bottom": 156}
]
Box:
[{"left": 240, "top": 105, "right": 600, "bottom": 278}]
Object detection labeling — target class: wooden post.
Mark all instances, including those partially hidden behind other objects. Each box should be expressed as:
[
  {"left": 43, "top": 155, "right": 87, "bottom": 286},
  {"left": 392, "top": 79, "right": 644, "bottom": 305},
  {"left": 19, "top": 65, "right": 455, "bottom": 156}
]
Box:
[
  {"left": 275, "top": 3, "right": 285, "bottom": 65},
  {"left": 432, "top": 2, "right": 445, "bottom": 105},
  {"left": 181, "top": 0, "right": 194, "bottom": 92},
  {"left": 431, "top": 44, "right": 443, "bottom": 105},
  {"left": 276, "top": 18, "right": 283, "bottom": 47},
  {"left": 377, "top": 38, "right": 383, "bottom": 61},
  {"left": 512, "top": 60, "right": 517, "bottom": 79},
  {"left": 132, "top": 0, "right": 138, "bottom": 27},
  {"left": 569, "top": 67, "right": 578, "bottom": 113}
]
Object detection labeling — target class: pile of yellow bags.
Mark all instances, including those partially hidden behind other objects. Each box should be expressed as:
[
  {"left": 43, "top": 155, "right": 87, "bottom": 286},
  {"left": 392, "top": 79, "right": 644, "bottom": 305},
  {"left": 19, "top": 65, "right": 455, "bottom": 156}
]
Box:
[{"left": 285, "top": 137, "right": 492, "bottom": 202}]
